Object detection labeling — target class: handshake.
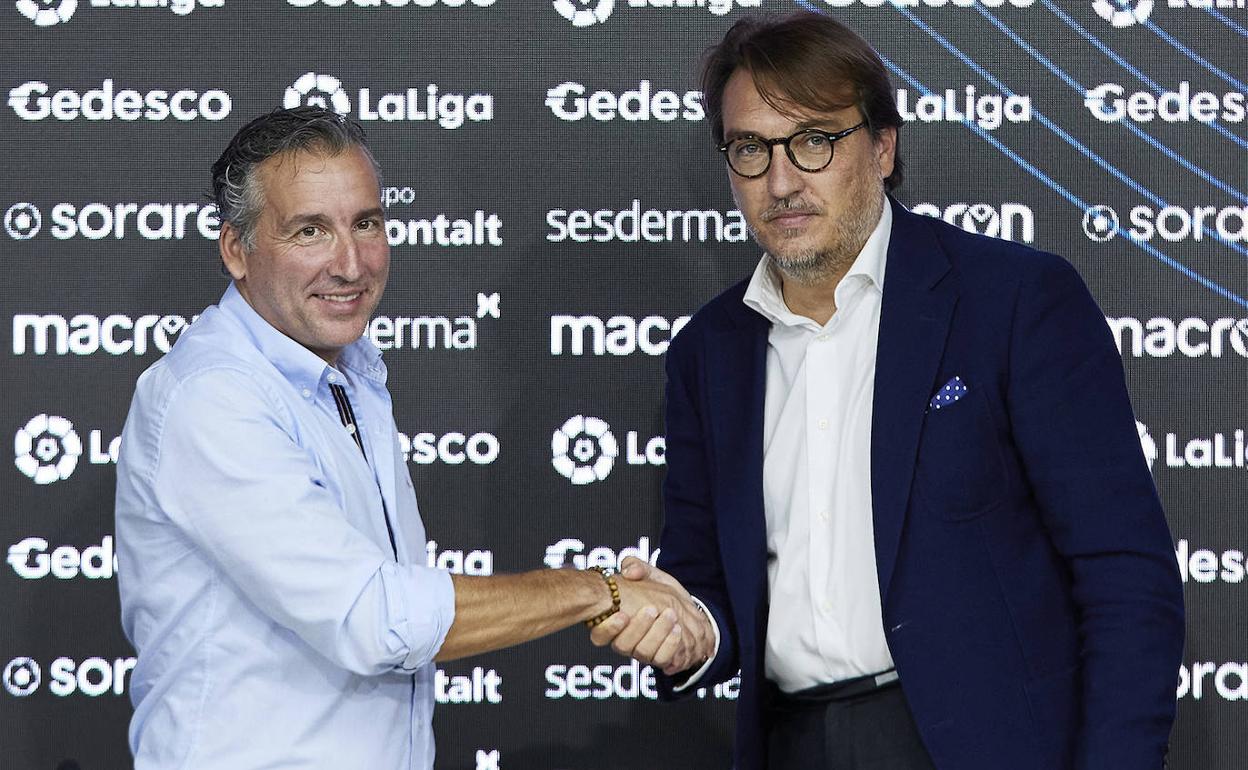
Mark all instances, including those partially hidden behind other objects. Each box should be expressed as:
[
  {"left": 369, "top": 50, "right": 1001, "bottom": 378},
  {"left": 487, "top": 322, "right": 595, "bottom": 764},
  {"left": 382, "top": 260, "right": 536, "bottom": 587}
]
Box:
[{"left": 587, "top": 558, "right": 716, "bottom": 678}]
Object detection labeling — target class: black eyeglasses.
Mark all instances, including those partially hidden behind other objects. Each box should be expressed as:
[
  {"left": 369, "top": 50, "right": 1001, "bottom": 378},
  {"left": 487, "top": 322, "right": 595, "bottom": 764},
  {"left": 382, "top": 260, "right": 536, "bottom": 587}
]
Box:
[{"left": 717, "top": 122, "right": 867, "bottom": 178}]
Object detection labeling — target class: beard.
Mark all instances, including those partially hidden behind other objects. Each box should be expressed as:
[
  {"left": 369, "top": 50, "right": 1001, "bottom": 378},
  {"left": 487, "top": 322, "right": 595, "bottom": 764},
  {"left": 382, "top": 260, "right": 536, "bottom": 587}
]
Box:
[{"left": 746, "top": 170, "right": 886, "bottom": 287}]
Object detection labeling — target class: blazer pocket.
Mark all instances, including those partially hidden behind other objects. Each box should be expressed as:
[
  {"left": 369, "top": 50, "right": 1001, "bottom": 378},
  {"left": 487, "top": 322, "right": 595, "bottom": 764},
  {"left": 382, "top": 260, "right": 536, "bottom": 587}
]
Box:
[{"left": 913, "top": 388, "right": 1009, "bottom": 520}]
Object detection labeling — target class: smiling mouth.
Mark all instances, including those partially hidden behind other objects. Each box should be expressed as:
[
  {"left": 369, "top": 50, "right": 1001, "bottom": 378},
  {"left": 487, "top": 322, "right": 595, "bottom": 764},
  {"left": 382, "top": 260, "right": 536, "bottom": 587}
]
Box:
[{"left": 315, "top": 292, "right": 362, "bottom": 303}]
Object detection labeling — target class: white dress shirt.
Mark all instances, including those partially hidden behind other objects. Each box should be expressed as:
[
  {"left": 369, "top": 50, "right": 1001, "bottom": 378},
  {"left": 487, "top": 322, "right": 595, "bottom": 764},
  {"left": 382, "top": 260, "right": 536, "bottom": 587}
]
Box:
[{"left": 746, "top": 203, "right": 894, "bottom": 692}]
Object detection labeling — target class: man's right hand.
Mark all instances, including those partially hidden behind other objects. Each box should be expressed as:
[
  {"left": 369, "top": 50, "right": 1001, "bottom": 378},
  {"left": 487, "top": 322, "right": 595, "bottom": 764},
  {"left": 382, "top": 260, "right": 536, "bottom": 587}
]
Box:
[{"left": 588, "top": 557, "right": 714, "bottom": 676}]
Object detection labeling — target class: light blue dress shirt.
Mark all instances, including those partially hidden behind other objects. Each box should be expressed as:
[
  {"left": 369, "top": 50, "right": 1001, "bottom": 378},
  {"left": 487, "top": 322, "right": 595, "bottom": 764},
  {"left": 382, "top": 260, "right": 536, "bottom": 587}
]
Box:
[{"left": 115, "top": 284, "right": 456, "bottom": 769}]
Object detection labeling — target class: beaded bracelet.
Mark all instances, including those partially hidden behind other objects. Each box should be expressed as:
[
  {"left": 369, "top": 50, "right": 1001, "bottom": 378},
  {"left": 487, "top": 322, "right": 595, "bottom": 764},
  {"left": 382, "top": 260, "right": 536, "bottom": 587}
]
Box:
[{"left": 584, "top": 566, "right": 621, "bottom": 628}]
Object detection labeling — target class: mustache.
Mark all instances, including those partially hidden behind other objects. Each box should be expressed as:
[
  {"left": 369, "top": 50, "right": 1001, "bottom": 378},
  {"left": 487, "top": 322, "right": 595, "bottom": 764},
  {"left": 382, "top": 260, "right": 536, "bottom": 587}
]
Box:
[{"left": 760, "top": 199, "right": 822, "bottom": 222}]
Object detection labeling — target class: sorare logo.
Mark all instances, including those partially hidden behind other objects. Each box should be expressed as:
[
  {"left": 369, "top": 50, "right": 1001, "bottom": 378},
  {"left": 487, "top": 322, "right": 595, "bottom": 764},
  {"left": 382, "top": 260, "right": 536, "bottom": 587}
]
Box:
[{"left": 3, "top": 657, "right": 41, "bottom": 697}]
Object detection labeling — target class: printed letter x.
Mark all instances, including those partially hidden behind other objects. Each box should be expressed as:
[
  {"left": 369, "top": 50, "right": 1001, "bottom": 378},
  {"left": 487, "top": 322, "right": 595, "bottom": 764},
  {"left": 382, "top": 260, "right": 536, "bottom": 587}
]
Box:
[{"left": 477, "top": 292, "right": 500, "bottom": 319}]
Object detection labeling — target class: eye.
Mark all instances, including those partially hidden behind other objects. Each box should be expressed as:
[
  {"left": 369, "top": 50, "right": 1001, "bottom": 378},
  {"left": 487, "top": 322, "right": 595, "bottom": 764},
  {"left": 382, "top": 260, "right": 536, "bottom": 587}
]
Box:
[
  {"left": 355, "top": 218, "right": 380, "bottom": 232},
  {"left": 297, "top": 224, "right": 322, "bottom": 239},
  {"left": 796, "top": 131, "right": 829, "bottom": 151},
  {"left": 731, "top": 138, "right": 765, "bottom": 158}
]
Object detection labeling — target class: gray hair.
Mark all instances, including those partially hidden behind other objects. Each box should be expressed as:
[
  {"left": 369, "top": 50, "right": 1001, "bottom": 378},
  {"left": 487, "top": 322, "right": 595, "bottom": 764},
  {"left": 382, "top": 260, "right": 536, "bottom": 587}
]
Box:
[{"left": 211, "top": 106, "right": 381, "bottom": 252}]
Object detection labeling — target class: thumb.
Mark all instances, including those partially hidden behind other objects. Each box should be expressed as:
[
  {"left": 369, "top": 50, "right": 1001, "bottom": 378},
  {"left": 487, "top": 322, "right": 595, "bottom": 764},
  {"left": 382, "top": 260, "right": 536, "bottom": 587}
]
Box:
[{"left": 618, "top": 556, "right": 651, "bottom": 581}]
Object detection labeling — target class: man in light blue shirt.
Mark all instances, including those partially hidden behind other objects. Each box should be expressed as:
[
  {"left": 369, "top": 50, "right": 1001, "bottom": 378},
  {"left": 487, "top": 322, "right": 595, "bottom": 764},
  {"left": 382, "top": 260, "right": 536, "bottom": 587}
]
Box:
[{"left": 114, "top": 107, "right": 715, "bottom": 769}]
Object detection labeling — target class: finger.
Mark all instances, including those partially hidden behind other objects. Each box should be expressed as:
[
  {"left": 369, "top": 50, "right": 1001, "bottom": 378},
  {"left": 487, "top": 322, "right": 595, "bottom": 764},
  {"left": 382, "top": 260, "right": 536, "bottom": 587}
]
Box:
[
  {"left": 630, "top": 608, "right": 679, "bottom": 665},
  {"left": 610, "top": 606, "right": 659, "bottom": 658},
  {"left": 651, "top": 623, "right": 694, "bottom": 675},
  {"left": 618, "top": 556, "right": 650, "bottom": 581},
  {"left": 588, "top": 612, "right": 630, "bottom": 648}
]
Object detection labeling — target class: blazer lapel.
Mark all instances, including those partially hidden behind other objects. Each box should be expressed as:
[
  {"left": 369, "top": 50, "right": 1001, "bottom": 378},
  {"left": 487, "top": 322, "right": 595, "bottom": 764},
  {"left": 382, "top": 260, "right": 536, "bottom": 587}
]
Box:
[
  {"left": 706, "top": 300, "right": 771, "bottom": 581},
  {"left": 872, "top": 199, "right": 958, "bottom": 602}
]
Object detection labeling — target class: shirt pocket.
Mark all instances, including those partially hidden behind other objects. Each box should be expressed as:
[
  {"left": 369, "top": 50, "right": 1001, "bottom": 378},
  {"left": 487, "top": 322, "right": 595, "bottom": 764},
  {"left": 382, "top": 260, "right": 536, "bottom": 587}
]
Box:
[{"left": 913, "top": 387, "right": 1009, "bottom": 520}]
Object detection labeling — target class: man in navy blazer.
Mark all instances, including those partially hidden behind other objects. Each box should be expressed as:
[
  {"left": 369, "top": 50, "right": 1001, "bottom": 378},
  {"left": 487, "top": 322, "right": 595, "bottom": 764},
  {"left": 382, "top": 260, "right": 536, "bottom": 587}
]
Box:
[{"left": 592, "top": 11, "right": 1184, "bottom": 770}]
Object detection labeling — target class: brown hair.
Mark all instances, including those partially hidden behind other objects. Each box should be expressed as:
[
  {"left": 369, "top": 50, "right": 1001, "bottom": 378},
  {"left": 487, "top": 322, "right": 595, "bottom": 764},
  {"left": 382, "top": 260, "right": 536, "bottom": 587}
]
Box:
[{"left": 700, "top": 11, "right": 905, "bottom": 190}]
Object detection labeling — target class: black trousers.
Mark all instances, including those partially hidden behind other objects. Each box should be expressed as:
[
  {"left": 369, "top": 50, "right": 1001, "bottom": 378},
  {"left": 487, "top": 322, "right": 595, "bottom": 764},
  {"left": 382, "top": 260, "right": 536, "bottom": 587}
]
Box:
[{"left": 764, "top": 677, "right": 937, "bottom": 770}]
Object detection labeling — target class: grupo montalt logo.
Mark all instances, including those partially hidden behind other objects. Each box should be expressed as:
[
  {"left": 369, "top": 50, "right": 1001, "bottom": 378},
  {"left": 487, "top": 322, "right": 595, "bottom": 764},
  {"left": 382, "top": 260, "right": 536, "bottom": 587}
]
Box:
[
  {"left": 15, "top": 0, "right": 76, "bottom": 26},
  {"left": 552, "top": 415, "right": 618, "bottom": 485},
  {"left": 1082, "top": 205, "right": 1120, "bottom": 242},
  {"left": 3, "top": 203, "right": 41, "bottom": 240},
  {"left": 552, "top": 0, "right": 613, "bottom": 26},
  {"left": 3, "top": 657, "right": 40, "bottom": 697},
  {"left": 1092, "top": 0, "right": 1153, "bottom": 26},
  {"left": 284, "top": 71, "right": 351, "bottom": 114},
  {"left": 1136, "top": 421, "right": 1158, "bottom": 470},
  {"left": 14, "top": 414, "right": 82, "bottom": 485}
]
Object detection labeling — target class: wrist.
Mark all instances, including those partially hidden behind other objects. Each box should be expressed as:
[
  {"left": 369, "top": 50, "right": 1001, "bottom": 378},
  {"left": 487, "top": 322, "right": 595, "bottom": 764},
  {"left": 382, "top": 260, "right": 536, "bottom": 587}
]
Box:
[{"left": 583, "top": 566, "right": 621, "bottom": 628}]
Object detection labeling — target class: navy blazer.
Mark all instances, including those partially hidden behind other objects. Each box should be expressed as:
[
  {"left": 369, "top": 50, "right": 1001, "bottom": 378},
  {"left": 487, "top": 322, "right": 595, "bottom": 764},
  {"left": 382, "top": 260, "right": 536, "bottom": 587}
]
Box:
[{"left": 656, "top": 198, "right": 1184, "bottom": 770}]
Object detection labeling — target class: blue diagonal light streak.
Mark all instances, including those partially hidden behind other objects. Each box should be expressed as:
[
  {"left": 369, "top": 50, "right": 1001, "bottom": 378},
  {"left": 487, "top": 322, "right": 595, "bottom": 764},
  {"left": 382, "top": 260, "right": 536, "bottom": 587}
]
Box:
[
  {"left": 1143, "top": 18, "right": 1248, "bottom": 93},
  {"left": 1040, "top": 0, "right": 1248, "bottom": 153},
  {"left": 789, "top": 0, "right": 1248, "bottom": 309},
  {"left": 1205, "top": 6, "right": 1248, "bottom": 38},
  {"left": 962, "top": 4, "right": 1246, "bottom": 204}
]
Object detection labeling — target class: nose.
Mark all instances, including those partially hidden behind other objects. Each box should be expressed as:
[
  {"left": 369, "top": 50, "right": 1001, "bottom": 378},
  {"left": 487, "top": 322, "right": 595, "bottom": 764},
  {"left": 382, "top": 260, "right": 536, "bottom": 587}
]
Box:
[
  {"left": 765, "top": 145, "right": 805, "bottom": 201},
  {"left": 328, "top": 229, "right": 363, "bottom": 282}
]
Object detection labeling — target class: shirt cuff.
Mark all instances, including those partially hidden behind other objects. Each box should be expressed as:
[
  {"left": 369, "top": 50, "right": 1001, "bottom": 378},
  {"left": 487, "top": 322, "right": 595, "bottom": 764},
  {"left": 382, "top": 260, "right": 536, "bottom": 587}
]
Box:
[
  {"left": 672, "top": 595, "right": 721, "bottom": 692},
  {"left": 381, "top": 562, "right": 456, "bottom": 673}
]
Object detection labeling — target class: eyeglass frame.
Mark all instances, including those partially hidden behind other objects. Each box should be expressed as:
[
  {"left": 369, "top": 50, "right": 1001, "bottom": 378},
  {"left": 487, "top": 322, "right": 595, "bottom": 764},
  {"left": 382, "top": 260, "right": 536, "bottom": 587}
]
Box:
[{"left": 716, "top": 121, "right": 868, "bottom": 179}]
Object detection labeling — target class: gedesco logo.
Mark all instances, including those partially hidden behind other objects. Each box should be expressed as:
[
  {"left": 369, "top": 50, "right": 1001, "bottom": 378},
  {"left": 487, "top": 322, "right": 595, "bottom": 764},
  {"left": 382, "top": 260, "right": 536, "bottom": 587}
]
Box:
[
  {"left": 2, "top": 655, "right": 135, "bottom": 698},
  {"left": 543, "top": 535, "right": 660, "bottom": 569},
  {"left": 288, "top": 0, "right": 495, "bottom": 8},
  {"left": 551, "top": 415, "right": 664, "bottom": 485},
  {"left": 283, "top": 71, "right": 492, "bottom": 129},
  {"left": 8, "top": 79, "right": 231, "bottom": 121},
  {"left": 8, "top": 536, "right": 117, "bottom": 580},
  {"left": 911, "top": 202, "right": 1035, "bottom": 243},
  {"left": 1084, "top": 82, "right": 1246, "bottom": 124},
  {"left": 14, "top": 415, "right": 121, "bottom": 485},
  {"left": 545, "top": 80, "right": 704, "bottom": 122},
  {"left": 2, "top": 202, "right": 218, "bottom": 241}
]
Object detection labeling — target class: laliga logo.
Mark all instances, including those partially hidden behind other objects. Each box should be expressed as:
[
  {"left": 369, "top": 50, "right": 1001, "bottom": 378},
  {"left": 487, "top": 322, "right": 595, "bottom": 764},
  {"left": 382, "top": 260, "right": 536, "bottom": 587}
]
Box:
[
  {"left": 15, "top": 0, "right": 76, "bottom": 26},
  {"left": 1083, "top": 204, "right": 1120, "bottom": 242},
  {"left": 4, "top": 203, "right": 41, "bottom": 240},
  {"left": 1093, "top": 0, "right": 1153, "bottom": 27},
  {"left": 552, "top": 415, "right": 618, "bottom": 485},
  {"left": 1137, "top": 421, "right": 1158, "bottom": 471},
  {"left": 284, "top": 72, "right": 351, "bottom": 115},
  {"left": 553, "top": 0, "right": 613, "bottom": 26},
  {"left": 3, "top": 657, "right": 40, "bottom": 697},
  {"left": 14, "top": 414, "right": 82, "bottom": 485}
]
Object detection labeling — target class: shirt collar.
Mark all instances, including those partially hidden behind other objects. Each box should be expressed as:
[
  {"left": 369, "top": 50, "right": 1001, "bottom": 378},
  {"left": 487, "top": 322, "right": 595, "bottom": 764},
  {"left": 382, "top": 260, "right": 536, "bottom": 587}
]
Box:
[
  {"left": 218, "top": 282, "right": 386, "bottom": 389},
  {"left": 743, "top": 201, "right": 892, "bottom": 327}
]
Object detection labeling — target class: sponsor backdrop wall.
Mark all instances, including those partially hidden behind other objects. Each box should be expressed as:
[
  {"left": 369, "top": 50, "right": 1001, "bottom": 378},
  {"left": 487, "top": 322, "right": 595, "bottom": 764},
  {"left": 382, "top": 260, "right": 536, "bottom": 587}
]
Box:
[{"left": 1, "top": 0, "right": 1244, "bottom": 768}]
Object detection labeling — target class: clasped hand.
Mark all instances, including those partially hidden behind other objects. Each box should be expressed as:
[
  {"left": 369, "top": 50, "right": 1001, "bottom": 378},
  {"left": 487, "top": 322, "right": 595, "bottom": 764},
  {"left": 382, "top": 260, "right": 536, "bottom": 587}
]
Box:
[{"left": 588, "top": 557, "right": 714, "bottom": 676}]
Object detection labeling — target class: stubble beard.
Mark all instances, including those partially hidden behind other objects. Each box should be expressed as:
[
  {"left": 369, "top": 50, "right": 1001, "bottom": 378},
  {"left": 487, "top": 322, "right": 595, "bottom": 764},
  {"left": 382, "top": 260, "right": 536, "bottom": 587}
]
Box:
[{"left": 751, "top": 176, "right": 886, "bottom": 288}]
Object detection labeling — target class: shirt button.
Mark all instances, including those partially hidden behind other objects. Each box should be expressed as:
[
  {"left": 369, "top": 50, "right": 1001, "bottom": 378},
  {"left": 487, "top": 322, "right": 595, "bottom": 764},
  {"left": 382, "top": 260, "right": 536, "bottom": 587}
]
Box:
[
  {"left": 815, "top": 333, "right": 830, "bottom": 342},
  {"left": 818, "top": 510, "right": 829, "bottom": 522},
  {"left": 817, "top": 418, "right": 829, "bottom": 431},
  {"left": 301, "top": 388, "right": 312, "bottom": 399},
  {"left": 821, "top": 599, "right": 832, "bottom": 612},
  {"left": 327, "top": 372, "right": 338, "bottom": 384}
]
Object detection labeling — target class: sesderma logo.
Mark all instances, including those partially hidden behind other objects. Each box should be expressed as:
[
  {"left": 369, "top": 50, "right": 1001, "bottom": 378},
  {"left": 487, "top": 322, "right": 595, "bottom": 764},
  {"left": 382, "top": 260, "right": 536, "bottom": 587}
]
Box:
[
  {"left": 283, "top": 71, "right": 492, "bottom": 129},
  {"left": 15, "top": 0, "right": 76, "bottom": 26},
  {"left": 14, "top": 414, "right": 82, "bottom": 485}
]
